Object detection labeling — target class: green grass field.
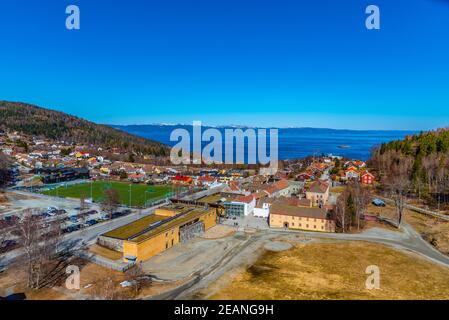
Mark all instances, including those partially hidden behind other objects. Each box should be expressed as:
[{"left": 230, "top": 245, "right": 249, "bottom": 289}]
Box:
[{"left": 41, "top": 181, "right": 174, "bottom": 207}]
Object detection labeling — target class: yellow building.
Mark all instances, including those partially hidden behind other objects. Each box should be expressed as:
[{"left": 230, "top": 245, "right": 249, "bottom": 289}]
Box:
[
  {"left": 99, "top": 203, "right": 218, "bottom": 263},
  {"left": 305, "top": 180, "right": 330, "bottom": 207},
  {"left": 269, "top": 201, "right": 335, "bottom": 233}
]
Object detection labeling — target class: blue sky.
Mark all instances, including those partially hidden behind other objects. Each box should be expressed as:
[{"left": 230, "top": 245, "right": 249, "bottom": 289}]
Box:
[{"left": 0, "top": 0, "right": 448, "bottom": 130}]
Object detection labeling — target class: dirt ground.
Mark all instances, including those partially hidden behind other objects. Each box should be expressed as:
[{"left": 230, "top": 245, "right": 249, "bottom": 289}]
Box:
[
  {"left": 208, "top": 241, "right": 449, "bottom": 300},
  {"left": 201, "top": 225, "right": 236, "bottom": 239},
  {"left": 367, "top": 203, "right": 449, "bottom": 255},
  {"left": 0, "top": 260, "right": 71, "bottom": 300},
  {"left": 0, "top": 257, "right": 183, "bottom": 300},
  {"left": 0, "top": 193, "right": 8, "bottom": 204},
  {"left": 4, "top": 192, "right": 37, "bottom": 201}
]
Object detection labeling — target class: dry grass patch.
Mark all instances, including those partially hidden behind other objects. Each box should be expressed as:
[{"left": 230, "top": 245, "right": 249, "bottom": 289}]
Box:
[
  {"left": 209, "top": 241, "right": 449, "bottom": 300},
  {"left": 88, "top": 244, "right": 123, "bottom": 261},
  {"left": 330, "top": 186, "right": 346, "bottom": 193}
]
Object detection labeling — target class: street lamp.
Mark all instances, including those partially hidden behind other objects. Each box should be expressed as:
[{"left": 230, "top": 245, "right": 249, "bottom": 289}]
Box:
[{"left": 144, "top": 190, "right": 148, "bottom": 209}]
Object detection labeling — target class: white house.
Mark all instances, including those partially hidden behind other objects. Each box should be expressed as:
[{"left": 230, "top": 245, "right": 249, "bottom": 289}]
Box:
[{"left": 253, "top": 201, "right": 271, "bottom": 218}]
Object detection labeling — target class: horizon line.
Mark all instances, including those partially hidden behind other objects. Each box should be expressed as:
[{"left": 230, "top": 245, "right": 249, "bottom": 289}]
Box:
[{"left": 109, "top": 123, "right": 421, "bottom": 133}]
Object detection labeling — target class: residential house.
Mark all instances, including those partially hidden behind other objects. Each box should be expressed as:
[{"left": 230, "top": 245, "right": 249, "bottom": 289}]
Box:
[
  {"left": 296, "top": 172, "right": 314, "bottom": 181},
  {"left": 305, "top": 180, "right": 330, "bottom": 207},
  {"left": 361, "top": 171, "right": 375, "bottom": 185},
  {"left": 128, "top": 173, "right": 146, "bottom": 183},
  {"left": 345, "top": 167, "right": 359, "bottom": 180}
]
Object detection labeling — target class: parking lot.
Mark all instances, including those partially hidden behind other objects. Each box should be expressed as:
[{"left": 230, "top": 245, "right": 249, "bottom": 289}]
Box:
[{"left": 0, "top": 190, "right": 135, "bottom": 257}]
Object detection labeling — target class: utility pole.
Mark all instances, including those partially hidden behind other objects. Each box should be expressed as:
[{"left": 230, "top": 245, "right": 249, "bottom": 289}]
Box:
[{"left": 129, "top": 184, "right": 132, "bottom": 207}]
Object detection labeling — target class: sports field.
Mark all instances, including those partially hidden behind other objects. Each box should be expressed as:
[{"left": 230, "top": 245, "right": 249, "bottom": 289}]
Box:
[{"left": 41, "top": 181, "right": 174, "bottom": 207}]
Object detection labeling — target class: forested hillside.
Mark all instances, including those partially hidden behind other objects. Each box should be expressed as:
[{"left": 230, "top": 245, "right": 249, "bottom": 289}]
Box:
[
  {"left": 371, "top": 128, "right": 449, "bottom": 207},
  {"left": 0, "top": 101, "right": 168, "bottom": 157}
]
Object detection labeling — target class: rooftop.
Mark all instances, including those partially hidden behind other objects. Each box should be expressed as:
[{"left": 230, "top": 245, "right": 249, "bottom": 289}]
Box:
[
  {"left": 307, "top": 181, "right": 329, "bottom": 194},
  {"left": 199, "top": 193, "right": 237, "bottom": 204},
  {"left": 271, "top": 201, "right": 329, "bottom": 220},
  {"left": 102, "top": 204, "right": 215, "bottom": 243}
]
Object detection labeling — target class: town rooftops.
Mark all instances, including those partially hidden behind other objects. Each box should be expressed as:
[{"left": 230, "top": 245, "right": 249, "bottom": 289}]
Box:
[
  {"left": 307, "top": 181, "right": 329, "bottom": 194},
  {"left": 273, "top": 179, "right": 289, "bottom": 190},
  {"left": 275, "top": 196, "right": 312, "bottom": 208},
  {"left": 198, "top": 175, "right": 216, "bottom": 182},
  {"left": 271, "top": 201, "right": 329, "bottom": 220},
  {"left": 235, "top": 194, "right": 255, "bottom": 204},
  {"left": 172, "top": 175, "right": 192, "bottom": 182},
  {"left": 297, "top": 198, "right": 312, "bottom": 207},
  {"left": 255, "top": 197, "right": 275, "bottom": 208}
]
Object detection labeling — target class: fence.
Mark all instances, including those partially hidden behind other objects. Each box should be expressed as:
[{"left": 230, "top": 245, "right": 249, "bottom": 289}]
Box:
[
  {"left": 74, "top": 250, "right": 134, "bottom": 273},
  {"left": 379, "top": 196, "right": 449, "bottom": 221}
]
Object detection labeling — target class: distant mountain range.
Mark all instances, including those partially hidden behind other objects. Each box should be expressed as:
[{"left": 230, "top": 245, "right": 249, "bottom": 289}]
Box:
[
  {"left": 0, "top": 101, "right": 169, "bottom": 157},
  {"left": 112, "top": 124, "right": 417, "bottom": 161},
  {"left": 0, "top": 101, "right": 418, "bottom": 161}
]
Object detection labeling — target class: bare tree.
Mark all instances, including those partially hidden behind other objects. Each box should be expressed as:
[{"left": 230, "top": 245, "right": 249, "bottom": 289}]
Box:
[
  {"left": 101, "top": 189, "right": 120, "bottom": 219},
  {"left": 385, "top": 155, "right": 412, "bottom": 227},
  {"left": 78, "top": 194, "right": 89, "bottom": 228},
  {"left": 348, "top": 182, "right": 372, "bottom": 231},
  {"left": 13, "top": 209, "right": 62, "bottom": 289},
  {"left": 335, "top": 191, "right": 351, "bottom": 233},
  {"left": 93, "top": 277, "right": 123, "bottom": 300},
  {"left": 125, "top": 264, "right": 149, "bottom": 297}
]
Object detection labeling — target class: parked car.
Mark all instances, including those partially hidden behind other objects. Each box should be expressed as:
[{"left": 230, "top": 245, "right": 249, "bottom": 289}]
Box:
[
  {"left": 372, "top": 199, "right": 386, "bottom": 207},
  {"left": 62, "top": 225, "right": 81, "bottom": 233},
  {"left": 4, "top": 215, "right": 18, "bottom": 223},
  {"left": 0, "top": 240, "right": 18, "bottom": 253},
  {"left": 54, "top": 209, "right": 67, "bottom": 215},
  {"left": 85, "top": 219, "right": 98, "bottom": 226}
]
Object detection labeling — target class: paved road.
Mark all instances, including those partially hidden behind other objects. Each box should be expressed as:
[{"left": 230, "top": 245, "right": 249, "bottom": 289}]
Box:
[
  {"left": 0, "top": 201, "right": 167, "bottom": 267},
  {"left": 269, "top": 223, "right": 449, "bottom": 268}
]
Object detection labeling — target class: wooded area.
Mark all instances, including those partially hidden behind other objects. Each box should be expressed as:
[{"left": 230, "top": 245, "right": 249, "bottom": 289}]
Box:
[
  {"left": 371, "top": 128, "right": 449, "bottom": 211},
  {"left": 0, "top": 101, "right": 169, "bottom": 157}
]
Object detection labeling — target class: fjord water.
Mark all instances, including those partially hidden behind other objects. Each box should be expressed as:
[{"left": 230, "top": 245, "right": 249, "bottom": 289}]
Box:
[{"left": 115, "top": 125, "right": 416, "bottom": 161}]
